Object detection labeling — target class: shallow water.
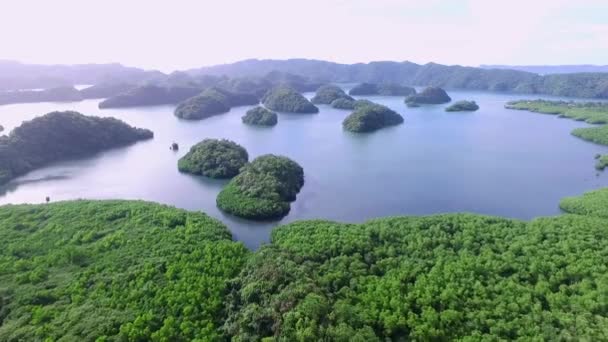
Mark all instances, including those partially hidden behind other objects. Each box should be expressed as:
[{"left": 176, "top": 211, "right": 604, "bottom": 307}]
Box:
[{"left": 1, "top": 89, "right": 607, "bottom": 249}]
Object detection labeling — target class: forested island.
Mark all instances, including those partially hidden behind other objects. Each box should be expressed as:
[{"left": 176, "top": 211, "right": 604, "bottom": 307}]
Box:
[
  {"left": 349, "top": 82, "right": 416, "bottom": 96},
  {"left": 262, "top": 86, "right": 319, "bottom": 113},
  {"left": 99, "top": 85, "right": 201, "bottom": 108},
  {"left": 343, "top": 101, "right": 404, "bottom": 132},
  {"left": 242, "top": 106, "right": 278, "bottom": 126},
  {"left": 0, "top": 86, "right": 83, "bottom": 105},
  {"left": 310, "top": 85, "right": 353, "bottom": 104},
  {"left": 178, "top": 139, "right": 248, "bottom": 178},
  {"left": 174, "top": 87, "right": 258, "bottom": 120},
  {"left": 216, "top": 155, "right": 304, "bottom": 219},
  {"left": 79, "top": 83, "right": 136, "bottom": 99},
  {"left": 1, "top": 187, "right": 607, "bottom": 340},
  {"left": 405, "top": 86, "right": 451, "bottom": 106},
  {"left": 445, "top": 100, "right": 479, "bottom": 112},
  {"left": 506, "top": 99, "right": 608, "bottom": 124},
  {"left": 0, "top": 111, "right": 152, "bottom": 185}
]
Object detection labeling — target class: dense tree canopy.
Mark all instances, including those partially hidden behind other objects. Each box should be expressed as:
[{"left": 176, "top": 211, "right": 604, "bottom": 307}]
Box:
[
  {"left": 262, "top": 86, "right": 319, "bottom": 113},
  {"left": 99, "top": 85, "right": 201, "bottom": 108},
  {"left": 178, "top": 139, "right": 249, "bottom": 178},
  {"left": 506, "top": 100, "right": 608, "bottom": 124},
  {"left": 405, "top": 87, "right": 451, "bottom": 106},
  {"left": 343, "top": 102, "right": 404, "bottom": 133},
  {"left": 311, "top": 85, "right": 353, "bottom": 104},
  {"left": 330, "top": 98, "right": 356, "bottom": 110},
  {"left": 0, "top": 111, "right": 152, "bottom": 185},
  {"left": 349, "top": 83, "right": 416, "bottom": 96},
  {"left": 0, "top": 200, "right": 249, "bottom": 341},
  {"left": 216, "top": 154, "right": 304, "bottom": 220},
  {"left": 560, "top": 187, "right": 608, "bottom": 218},
  {"left": 445, "top": 100, "right": 479, "bottom": 112},
  {"left": 242, "top": 106, "right": 278, "bottom": 126}
]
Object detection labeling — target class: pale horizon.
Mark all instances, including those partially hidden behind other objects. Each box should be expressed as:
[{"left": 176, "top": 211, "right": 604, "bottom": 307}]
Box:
[{"left": 2, "top": 0, "right": 607, "bottom": 72}]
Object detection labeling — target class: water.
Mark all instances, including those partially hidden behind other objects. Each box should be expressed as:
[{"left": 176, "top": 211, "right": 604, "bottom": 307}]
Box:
[{"left": 1, "top": 90, "right": 608, "bottom": 249}]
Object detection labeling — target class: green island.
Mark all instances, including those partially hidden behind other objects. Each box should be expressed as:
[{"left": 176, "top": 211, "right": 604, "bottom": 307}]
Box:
[
  {"left": 445, "top": 100, "right": 479, "bottom": 112},
  {"left": 595, "top": 154, "right": 608, "bottom": 170},
  {"left": 349, "top": 82, "right": 416, "bottom": 96},
  {"left": 0, "top": 111, "right": 153, "bottom": 185},
  {"left": 216, "top": 154, "right": 304, "bottom": 220},
  {"left": 505, "top": 99, "right": 608, "bottom": 124},
  {"left": 178, "top": 139, "right": 248, "bottom": 178},
  {"left": 174, "top": 88, "right": 231, "bottom": 120},
  {"left": 262, "top": 86, "right": 319, "bottom": 113},
  {"left": 311, "top": 85, "right": 353, "bottom": 104},
  {"left": 79, "top": 83, "right": 135, "bottom": 99},
  {"left": 2, "top": 187, "right": 608, "bottom": 340},
  {"left": 0, "top": 200, "right": 249, "bottom": 341},
  {"left": 343, "top": 101, "right": 404, "bottom": 132},
  {"left": 242, "top": 106, "right": 278, "bottom": 126},
  {"left": 0, "top": 86, "right": 83, "bottom": 106},
  {"left": 405, "top": 86, "right": 451, "bottom": 106},
  {"left": 330, "top": 98, "right": 356, "bottom": 109},
  {"left": 99, "top": 85, "right": 201, "bottom": 108}
]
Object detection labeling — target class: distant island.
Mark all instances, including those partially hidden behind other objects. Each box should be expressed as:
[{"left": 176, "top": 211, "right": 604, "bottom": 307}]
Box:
[
  {"left": 405, "top": 86, "right": 451, "bottom": 106},
  {"left": 343, "top": 101, "right": 404, "bottom": 132},
  {"left": 242, "top": 106, "right": 278, "bottom": 126},
  {"left": 262, "top": 86, "right": 319, "bottom": 113},
  {"left": 445, "top": 100, "right": 479, "bottom": 112},
  {"left": 311, "top": 85, "right": 353, "bottom": 104},
  {"left": 80, "top": 83, "right": 136, "bottom": 99},
  {"left": 178, "top": 139, "right": 248, "bottom": 178},
  {"left": 0, "top": 86, "right": 83, "bottom": 105},
  {"left": 0, "top": 111, "right": 152, "bottom": 185},
  {"left": 216, "top": 154, "right": 304, "bottom": 219},
  {"left": 174, "top": 87, "right": 258, "bottom": 120},
  {"left": 506, "top": 99, "right": 608, "bottom": 124},
  {"left": 349, "top": 82, "right": 416, "bottom": 96},
  {"left": 330, "top": 98, "right": 356, "bottom": 109},
  {"left": 99, "top": 85, "right": 201, "bottom": 108}
]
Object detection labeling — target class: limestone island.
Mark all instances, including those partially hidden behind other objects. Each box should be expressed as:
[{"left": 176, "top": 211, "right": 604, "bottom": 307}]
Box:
[
  {"left": 343, "top": 101, "right": 404, "bottom": 133},
  {"left": 242, "top": 106, "right": 278, "bottom": 126},
  {"left": 262, "top": 86, "right": 319, "bottom": 113},
  {"left": 349, "top": 82, "right": 416, "bottom": 96},
  {"left": 216, "top": 154, "right": 304, "bottom": 220},
  {"left": 445, "top": 100, "right": 479, "bottom": 112},
  {"left": 178, "top": 139, "right": 248, "bottom": 179},
  {"left": 174, "top": 87, "right": 258, "bottom": 120},
  {"left": 331, "top": 98, "right": 376, "bottom": 110},
  {"left": 311, "top": 85, "right": 353, "bottom": 104},
  {"left": 405, "top": 86, "right": 451, "bottom": 106},
  {"left": 0, "top": 111, "right": 153, "bottom": 185}
]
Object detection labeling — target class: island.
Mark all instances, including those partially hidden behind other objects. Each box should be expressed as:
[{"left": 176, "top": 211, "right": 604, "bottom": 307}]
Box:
[
  {"left": 405, "top": 86, "right": 451, "bottom": 106},
  {"left": 349, "top": 82, "right": 416, "bottom": 96},
  {"left": 216, "top": 154, "right": 304, "bottom": 220},
  {"left": 174, "top": 87, "right": 259, "bottom": 120},
  {"left": 505, "top": 99, "right": 608, "bottom": 124},
  {"left": 80, "top": 82, "right": 136, "bottom": 99},
  {"left": 445, "top": 100, "right": 479, "bottom": 112},
  {"left": 0, "top": 111, "right": 153, "bottom": 185},
  {"left": 330, "top": 98, "right": 356, "bottom": 109},
  {"left": 99, "top": 85, "right": 201, "bottom": 108},
  {"left": 0, "top": 86, "right": 83, "bottom": 105},
  {"left": 310, "top": 85, "right": 353, "bottom": 104},
  {"left": 261, "top": 86, "right": 319, "bottom": 113},
  {"left": 242, "top": 106, "right": 278, "bottom": 126},
  {"left": 178, "top": 139, "right": 248, "bottom": 178},
  {"left": 343, "top": 101, "right": 404, "bottom": 132}
]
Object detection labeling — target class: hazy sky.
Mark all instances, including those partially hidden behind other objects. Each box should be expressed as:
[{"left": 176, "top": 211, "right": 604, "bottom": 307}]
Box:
[{"left": 1, "top": 0, "right": 607, "bottom": 71}]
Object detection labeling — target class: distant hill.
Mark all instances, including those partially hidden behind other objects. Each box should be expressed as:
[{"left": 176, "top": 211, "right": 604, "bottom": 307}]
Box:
[{"left": 481, "top": 64, "right": 608, "bottom": 75}]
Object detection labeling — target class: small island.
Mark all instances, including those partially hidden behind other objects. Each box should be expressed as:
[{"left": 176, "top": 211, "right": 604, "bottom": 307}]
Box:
[
  {"left": 330, "top": 98, "right": 355, "bottom": 109},
  {"left": 445, "top": 100, "right": 479, "bottom": 112},
  {"left": 405, "top": 86, "right": 451, "bottom": 106},
  {"left": 348, "top": 82, "right": 416, "bottom": 96},
  {"left": 242, "top": 106, "right": 278, "bottom": 126},
  {"left": 178, "top": 139, "right": 248, "bottom": 179},
  {"left": 343, "top": 101, "right": 404, "bottom": 133},
  {"left": 311, "top": 85, "right": 353, "bottom": 104},
  {"left": 262, "top": 86, "right": 319, "bottom": 113},
  {"left": 0, "top": 111, "right": 153, "bottom": 185},
  {"left": 216, "top": 154, "right": 304, "bottom": 220}
]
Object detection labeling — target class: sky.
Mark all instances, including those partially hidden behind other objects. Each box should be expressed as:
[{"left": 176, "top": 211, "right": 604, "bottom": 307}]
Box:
[{"left": 1, "top": 0, "right": 607, "bottom": 72}]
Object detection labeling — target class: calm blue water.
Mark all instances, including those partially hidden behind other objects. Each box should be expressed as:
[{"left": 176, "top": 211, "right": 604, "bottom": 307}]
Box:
[{"left": 1, "top": 89, "right": 607, "bottom": 249}]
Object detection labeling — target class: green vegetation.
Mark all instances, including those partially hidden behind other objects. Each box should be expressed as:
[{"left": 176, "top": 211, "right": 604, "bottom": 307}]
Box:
[
  {"left": 0, "top": 86, "right": 83, "bottom": 106},
  {"left": 224, "top": 212, "right": 608, "bottom": 340},
  {"left": 242, "top": 106, "right": 278, "bottom": 126},
  {"left": 0, "top": 200, "right": 249, "bottom": 341},
  {"left": 330, "top": 98, "right": 356, "bottom": 110},
  {"left": 572, "top": 125, "right": 608, "bottom": 145},
  {"left": 506, "top": 100, "right": 608, "bottom": 124},
  {"left": 311, "top": 85, "right": 353, "bottom": 104},
  {"left": 178, "top": 139, "right": 248, "bottom": 178},
  {"left": 262, "top": 86, "right": 319, "bottom": 113},
  {"left": 99, "top": 85, "right": 201, "bottom": 108},
  {"left": 445, "top": 100, "right": 479, "bottom": 112},
  {"left": 173, "top": 88, "right": 231, "bottom": 120},
  {"left": 216, "top": 155, "right": 304, "bottom": 220},
  {"left": 343, "top": 102, "right": 404, "bottom": 133},
  {"left": 560, "top": 187, "right": 608, "bottom": 218},
  {"left": 349, "top": 82, "right": 416, "bottom": 96},
  {"left": 0, "top": 111, "right": 152, "bottom": 185},
  {"left": 405, "top": 86, "right": 451, "bottom": 106},
  {"left": 596, "top": 155, "right": 608, "bottom": 170}
]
